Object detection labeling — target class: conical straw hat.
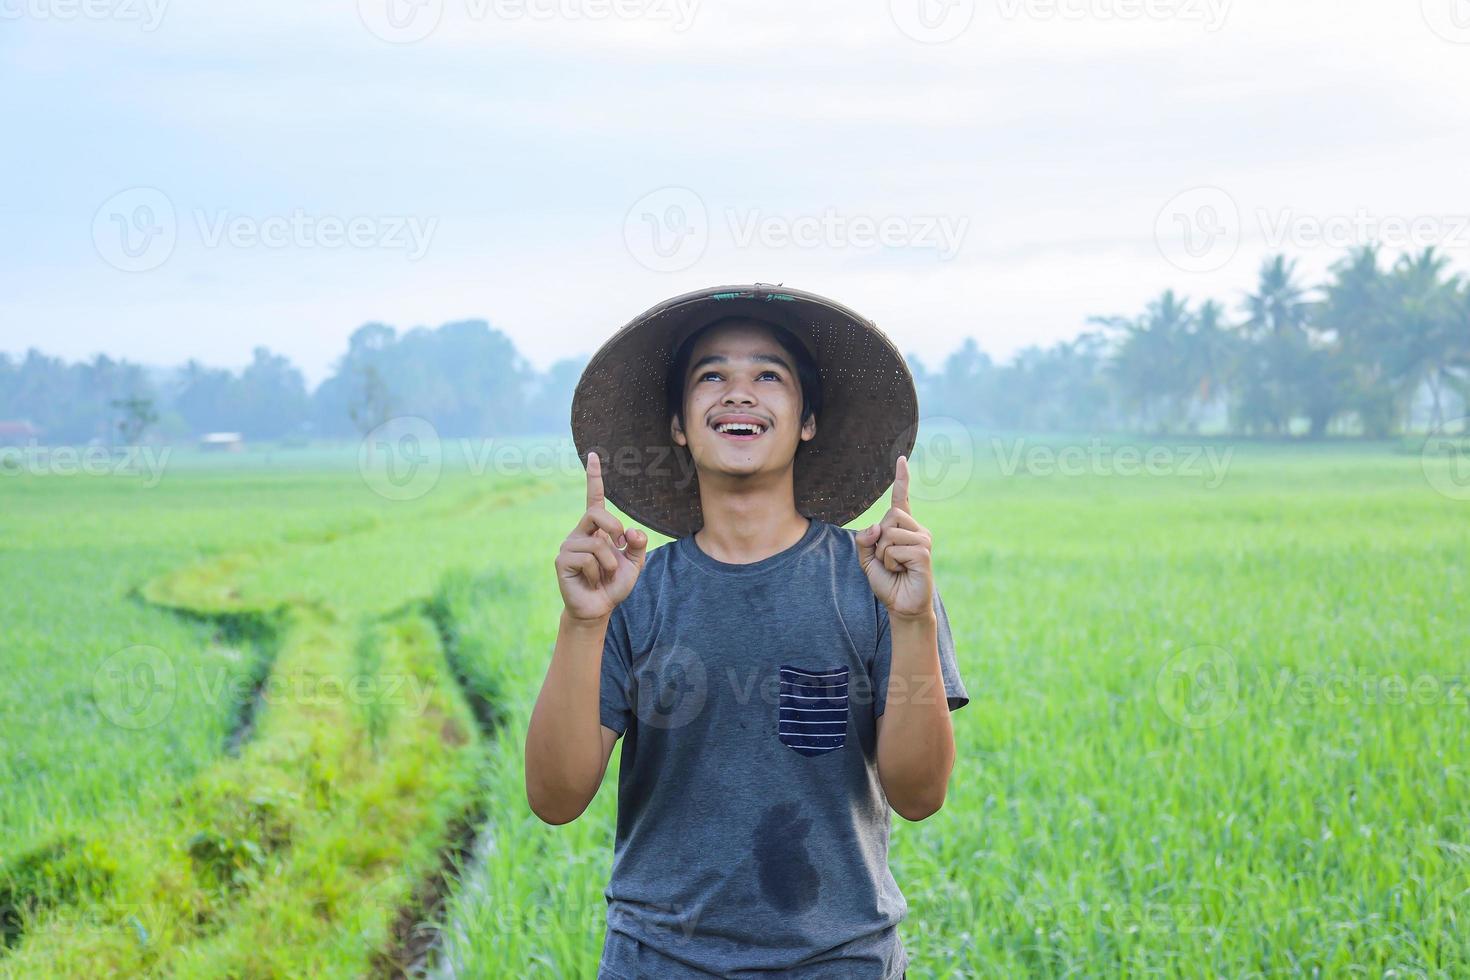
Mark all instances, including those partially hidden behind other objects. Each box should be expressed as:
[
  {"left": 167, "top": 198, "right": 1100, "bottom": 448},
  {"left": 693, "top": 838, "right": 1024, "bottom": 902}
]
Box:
[{"left": 571, "top": 284, "right": 919, "bottom": 539}]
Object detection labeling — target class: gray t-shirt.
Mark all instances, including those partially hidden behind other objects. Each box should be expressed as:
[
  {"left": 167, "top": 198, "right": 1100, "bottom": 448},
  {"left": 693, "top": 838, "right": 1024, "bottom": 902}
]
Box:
[{"left": 596, "top": 516, "right": 969, "bottom": 979}]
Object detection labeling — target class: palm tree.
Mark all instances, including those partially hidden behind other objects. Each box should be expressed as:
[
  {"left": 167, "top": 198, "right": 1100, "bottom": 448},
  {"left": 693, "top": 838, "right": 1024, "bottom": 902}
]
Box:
[
  {"left": 1092, "top": 290, "right": 1197, "bottom": 433},
  {"left": 1318, "top": 246, "right": 1396, "bottom": 436},
  {"left": 1382, "top": 247, "right": 1462, "bottom": 431},
  {"left": 1237, "top": 255, "right": 1316, "bottom": 435},
  {"left": 1182, "top": 299, "right": 1233, "bottom": 431},
  {"left": 1447, "top": 283, "right": 1470, "bottom": 426}
]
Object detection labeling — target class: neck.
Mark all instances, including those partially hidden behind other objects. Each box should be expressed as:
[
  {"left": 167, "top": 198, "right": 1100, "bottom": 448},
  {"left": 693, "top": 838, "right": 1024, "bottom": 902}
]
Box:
[{"left": 691, "top": 463, "right": 811, "bottom": 564}]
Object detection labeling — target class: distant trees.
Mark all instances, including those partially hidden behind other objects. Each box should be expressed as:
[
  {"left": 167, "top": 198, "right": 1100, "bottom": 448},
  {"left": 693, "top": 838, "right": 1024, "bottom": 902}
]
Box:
[
  {"left": 110, "top": 395, "right": 158, "bottom": 444},
  {"left": 0, "top": 318, "right": 580, "bottom": 445},
  {"left": 1383, "top": 248, "right": 1466, "bottom": 432},
  {"left": 0, "top": 351, "right": 153, "bottom": 443},
  {"left": 346, "top": 364, "right": 393, "bottom": 437},
  {"left": 167, "top": 348, "right": 311, "bottom": 440},
  {"left": 312, "top": 319, "right": 547, "bottom": 438},
  {"left": 1234, "top": 247, "right": 1469, "bottom": 436},
  {"left": 240, "top": 348, "right": 311, "bottom": 439},
  {"left": 926, "top": 245, "right": 1467, "bottom": 438},
  {"left": 1094, "top": 290, "right": 1206, "bottom": 433},
  {"left": 3, "top": 248, "right": 1467, "bottom": 443},
  {"left": 906, "top": 246, "right": 1468, "bottom": 436},
  {"left": 913, "top": 332, "right": 1118, "bottom": 432}
]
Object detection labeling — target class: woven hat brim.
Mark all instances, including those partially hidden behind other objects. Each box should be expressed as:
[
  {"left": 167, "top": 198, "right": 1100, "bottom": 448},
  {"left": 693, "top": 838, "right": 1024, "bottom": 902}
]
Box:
[{"left": 570, "top": 285, "right": 918, "bottom": 539}]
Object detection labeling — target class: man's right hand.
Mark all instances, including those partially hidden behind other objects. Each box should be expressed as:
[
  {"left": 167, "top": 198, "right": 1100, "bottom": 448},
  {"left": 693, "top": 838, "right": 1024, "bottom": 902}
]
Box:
[{"left": 556, "top": 450, "right": 648, "bottom": 621}]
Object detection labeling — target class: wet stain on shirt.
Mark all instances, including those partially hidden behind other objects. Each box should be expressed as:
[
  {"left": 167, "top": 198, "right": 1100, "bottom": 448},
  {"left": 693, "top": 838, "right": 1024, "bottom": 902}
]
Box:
[{"left": 753, "top": 802, "right": 821, "bottom": 912}]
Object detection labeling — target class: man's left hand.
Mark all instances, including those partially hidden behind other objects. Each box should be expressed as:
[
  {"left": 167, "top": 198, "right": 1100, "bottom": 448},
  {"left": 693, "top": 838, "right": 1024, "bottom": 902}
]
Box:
[{"left": 856, "top": 455, "right": 934, "bottom": 620}]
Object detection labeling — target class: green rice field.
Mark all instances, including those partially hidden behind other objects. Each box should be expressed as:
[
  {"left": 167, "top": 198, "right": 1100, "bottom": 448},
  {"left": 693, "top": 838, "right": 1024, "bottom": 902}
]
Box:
[{"left": 2, "top": 436, "right": 1468, "bottom": 977}]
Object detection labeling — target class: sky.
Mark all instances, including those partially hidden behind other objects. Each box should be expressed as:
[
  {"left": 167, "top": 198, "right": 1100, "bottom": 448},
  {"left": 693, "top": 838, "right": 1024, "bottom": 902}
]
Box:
[{"left": 2, "top": 0, "right": 1469, "bottom": 386}]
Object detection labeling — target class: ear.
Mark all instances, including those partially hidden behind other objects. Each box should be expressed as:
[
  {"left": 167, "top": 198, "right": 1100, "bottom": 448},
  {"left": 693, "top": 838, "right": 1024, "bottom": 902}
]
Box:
[
  {"left": 800, "top": 413, "right": 817, "bottom": 443},
  {"left": 670, "top": 413, "right": 687, "bottom": 448}
]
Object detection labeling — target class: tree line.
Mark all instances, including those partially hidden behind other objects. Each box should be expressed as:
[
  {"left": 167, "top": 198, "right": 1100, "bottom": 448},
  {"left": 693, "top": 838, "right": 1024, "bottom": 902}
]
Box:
[
  {"left": 914, "top": 246, "right": 1468, "bottom": 436},
  {"left": 2, "top": 245, "right": 1466, "bottom": 445},
  {"left": 0, "top": 320, "right": 585, "bottom": 444}
]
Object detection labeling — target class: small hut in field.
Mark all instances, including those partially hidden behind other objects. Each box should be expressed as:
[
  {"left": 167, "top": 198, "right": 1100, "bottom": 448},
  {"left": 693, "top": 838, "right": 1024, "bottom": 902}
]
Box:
[{"left": 199, "top": 432, "right": 245, "bottom": 453}]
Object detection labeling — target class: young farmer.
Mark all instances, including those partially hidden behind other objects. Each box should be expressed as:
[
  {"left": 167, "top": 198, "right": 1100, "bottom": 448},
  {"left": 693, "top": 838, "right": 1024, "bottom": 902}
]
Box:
[{"left": 525, "top": 285, "right": 968, "bottom": 979}]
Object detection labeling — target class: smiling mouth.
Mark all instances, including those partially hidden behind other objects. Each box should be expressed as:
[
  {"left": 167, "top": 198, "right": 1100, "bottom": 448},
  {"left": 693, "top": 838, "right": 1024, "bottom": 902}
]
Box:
[{"left": 711, "top": 420, "right": 769, "bottom": 441}]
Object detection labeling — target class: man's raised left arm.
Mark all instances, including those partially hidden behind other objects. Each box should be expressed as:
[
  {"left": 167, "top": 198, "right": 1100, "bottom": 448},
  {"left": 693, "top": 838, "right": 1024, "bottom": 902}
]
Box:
[{"left": 857, "top": 455, "right": 957, "bottom": 822}]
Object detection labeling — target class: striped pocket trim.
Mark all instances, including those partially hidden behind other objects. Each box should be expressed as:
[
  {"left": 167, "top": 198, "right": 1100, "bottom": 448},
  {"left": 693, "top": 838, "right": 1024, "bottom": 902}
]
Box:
[{"left": 778, "top": 664, "right": 849, "bottom": 757}]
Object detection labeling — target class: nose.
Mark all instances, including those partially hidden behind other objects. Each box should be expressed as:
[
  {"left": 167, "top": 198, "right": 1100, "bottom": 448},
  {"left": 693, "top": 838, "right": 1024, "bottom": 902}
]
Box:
[{"left": 722, "top": 385, "right": 755, "bottom": 406}]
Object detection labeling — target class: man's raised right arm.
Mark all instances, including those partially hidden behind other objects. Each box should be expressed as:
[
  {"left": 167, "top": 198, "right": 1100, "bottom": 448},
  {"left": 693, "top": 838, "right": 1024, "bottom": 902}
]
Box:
[{"left": 524, "top": 452, "right": 647, "bottom": 825}]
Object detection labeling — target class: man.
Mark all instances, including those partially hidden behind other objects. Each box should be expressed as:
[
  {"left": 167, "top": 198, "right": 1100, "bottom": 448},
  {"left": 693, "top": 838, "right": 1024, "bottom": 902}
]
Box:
[{"left": 525, "top": 285, "right": 968, "bottom": 979}]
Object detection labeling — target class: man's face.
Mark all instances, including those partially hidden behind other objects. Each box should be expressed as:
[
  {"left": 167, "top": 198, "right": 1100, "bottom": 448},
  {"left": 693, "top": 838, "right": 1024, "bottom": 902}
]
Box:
[{"left": 670, "top": 320, "right": 816, "bottom": 480}]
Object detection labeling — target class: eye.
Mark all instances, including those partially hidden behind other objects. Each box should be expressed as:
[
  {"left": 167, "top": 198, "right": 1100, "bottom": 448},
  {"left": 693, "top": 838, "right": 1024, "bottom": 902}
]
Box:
[{"left": 697, "top": 369, "right": 780, "bottom": 382}]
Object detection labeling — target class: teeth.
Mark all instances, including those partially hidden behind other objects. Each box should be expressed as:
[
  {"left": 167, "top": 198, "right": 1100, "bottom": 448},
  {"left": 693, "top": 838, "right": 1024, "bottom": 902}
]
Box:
[{"left": 715, "top": 422, "right": 764, "bottom": 435}]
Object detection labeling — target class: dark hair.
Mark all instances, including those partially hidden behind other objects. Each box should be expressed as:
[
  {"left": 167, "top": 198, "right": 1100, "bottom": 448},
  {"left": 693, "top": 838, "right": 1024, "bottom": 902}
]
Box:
[{"left": 666, "top": 316, "right": 823, "bottom": 434}]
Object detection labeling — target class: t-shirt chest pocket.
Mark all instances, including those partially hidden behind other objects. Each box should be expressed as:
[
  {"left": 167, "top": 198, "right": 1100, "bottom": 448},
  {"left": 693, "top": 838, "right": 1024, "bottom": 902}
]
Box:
[{"left": 777, "top": 664, "right": 849, "bottom": 757}]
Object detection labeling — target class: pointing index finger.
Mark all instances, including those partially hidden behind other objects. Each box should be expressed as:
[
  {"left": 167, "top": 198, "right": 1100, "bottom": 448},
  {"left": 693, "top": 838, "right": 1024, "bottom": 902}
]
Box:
[
  {"left": 585, "top": 451, "right": 605, "bottom": 510},
  {"left": 892, "top": 454, "right": 911, "bottom": 514}
]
